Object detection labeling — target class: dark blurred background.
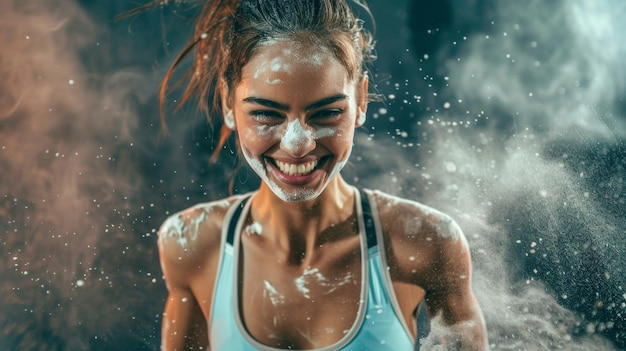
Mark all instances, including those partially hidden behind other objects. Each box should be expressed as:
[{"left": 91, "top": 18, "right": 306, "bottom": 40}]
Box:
[{"left": 1, "top": 0, "right": 624, "bottom": 350}]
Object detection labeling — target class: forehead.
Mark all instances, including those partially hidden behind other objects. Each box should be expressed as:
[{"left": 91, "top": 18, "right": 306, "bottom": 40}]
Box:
[
  {"left": 254, "top": 39, "right": 331, "bottom": 66},
  {"left": 236, "top": 40, "right": 354, "bottom": 98},
  {"left": 240, "top": 40, "right": 351, "bottom": 87}
]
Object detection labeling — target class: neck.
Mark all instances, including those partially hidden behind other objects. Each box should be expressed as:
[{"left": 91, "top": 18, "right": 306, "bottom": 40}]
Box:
[{"left": 249, "top": 176, "right": 355, "bottom": 263}]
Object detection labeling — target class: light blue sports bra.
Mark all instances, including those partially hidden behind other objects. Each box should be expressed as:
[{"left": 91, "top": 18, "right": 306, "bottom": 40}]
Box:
[{"left": 210, "top": 189, "right": 429, "bottom": 350}]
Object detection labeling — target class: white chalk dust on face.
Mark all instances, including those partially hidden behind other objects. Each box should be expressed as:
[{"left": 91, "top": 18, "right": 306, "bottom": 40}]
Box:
[
  {"left": 314, "top": 126, "right": 339, "bottom": 139},
  {"left": 240, "top": 116, "right": 349, "bottom": 202},
  {"left": 236, "top": 39, "right": 360, "bottom": 202},
  {"left": 254, "top": 121, "right": 338, "bottom": 145},
  {"left": 254, "top": 55, "right": 293, "bottom": 80},
  {"left": 270, "top": 57, "right": 292, "bottom": 74},
  {"left": 242, "top": 150, "right": 317, "bottom": 202},
  {"left": 281, "top": 119, "right": 314, "bottom": 154},
  {"left": 280, "top": 45, "right": 328, "bottom": 67},
  {"left": 265, "top": 78, "right": 283, "bottom": 85}
]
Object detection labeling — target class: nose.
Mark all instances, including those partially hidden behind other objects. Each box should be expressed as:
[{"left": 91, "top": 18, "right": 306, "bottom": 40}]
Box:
[{"left": 280, "top": 119, "right": 316, "bottom": 158}]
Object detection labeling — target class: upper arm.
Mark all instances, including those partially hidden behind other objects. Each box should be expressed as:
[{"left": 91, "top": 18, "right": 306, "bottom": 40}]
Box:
[
  {"left": 161, "top": 285, "right": 208, "bottom": 350},
  {"left": 423, "top": 219, "right": 472, "bottom": 314},
  {"left": 371, "top": 191, "right": 488, "bottom": 348},
  {"left": 157, "top": 204, "right": 226, "bottom": 350},
  {"left": 422, "top": 218, "right": 488, "bottom": 350}
]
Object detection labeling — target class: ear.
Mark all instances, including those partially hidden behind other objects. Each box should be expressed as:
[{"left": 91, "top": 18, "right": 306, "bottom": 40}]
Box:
[
  {"left": 355, "top": 74, "right": 369, "bottom": 127},
  {"left": 220, "top": 80, "right": 236, "bottom": 130}
]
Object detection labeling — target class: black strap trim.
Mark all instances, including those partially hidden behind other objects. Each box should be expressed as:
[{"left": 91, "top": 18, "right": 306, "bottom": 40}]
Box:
[
  {"left": 359, "top": 189, "right": 378, "bottom": 249},
  {"left": 416, "top": 301, "right": 431, "bottom": 343},
  {"left": 227, "top": 196, "right": 251, "bottom": 246}
]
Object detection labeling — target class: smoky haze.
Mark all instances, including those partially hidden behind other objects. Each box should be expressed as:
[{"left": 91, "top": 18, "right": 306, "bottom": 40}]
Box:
[
  {"left": 1, "top": 0, "right": 624, "bottom": 350},
  {"left": 0, "top": 0, "right": 164, "bottom": 349}
]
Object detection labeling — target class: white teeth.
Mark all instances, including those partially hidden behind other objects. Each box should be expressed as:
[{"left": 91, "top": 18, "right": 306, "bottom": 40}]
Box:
[{"left": 275, "top": 160, "right": 318, "bottom": 176}]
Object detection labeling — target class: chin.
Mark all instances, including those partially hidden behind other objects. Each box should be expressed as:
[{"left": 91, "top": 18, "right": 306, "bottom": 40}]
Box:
[{"left": 273, "top": 187, "right": 321, "bottom": 202}]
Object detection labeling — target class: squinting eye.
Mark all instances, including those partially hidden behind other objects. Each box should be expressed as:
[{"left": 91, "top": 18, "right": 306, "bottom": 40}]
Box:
[
  {"left": 311, "top": 109, "right": 343, "bottom": 121},
  {"left": 250, "top": 110, "right": 283, "bottom": 123}
]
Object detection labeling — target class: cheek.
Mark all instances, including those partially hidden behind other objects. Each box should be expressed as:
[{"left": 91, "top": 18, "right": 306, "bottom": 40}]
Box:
[
  {"left": 315, "top": 126, "right": 340, "bottom": 139},
  {"left": 314, "top": 112, "right": 356, "bottom": 140},
  {"left": 241, "top": 147, "right": 267, "bottom": 180},
  {"left": 320, "top": 126, "right": 354, "bottom": 157},
  {"left": 240, "top": 125, "right": 281, "bottom": 153}
]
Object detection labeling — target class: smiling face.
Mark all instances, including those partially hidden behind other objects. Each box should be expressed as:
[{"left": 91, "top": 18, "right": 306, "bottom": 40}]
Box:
[{"left": 226, "top": 40, "right": 367, "bottom": 202}]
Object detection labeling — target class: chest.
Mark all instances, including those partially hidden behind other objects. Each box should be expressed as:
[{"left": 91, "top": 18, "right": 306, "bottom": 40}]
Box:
[{"left": 238, "top": 238, "right": 364, "bottom": 349}]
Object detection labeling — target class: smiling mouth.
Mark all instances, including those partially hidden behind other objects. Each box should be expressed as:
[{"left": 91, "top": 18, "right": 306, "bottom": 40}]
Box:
[{"left": 274, "top": 159, "right": 318, "bottom": 176}]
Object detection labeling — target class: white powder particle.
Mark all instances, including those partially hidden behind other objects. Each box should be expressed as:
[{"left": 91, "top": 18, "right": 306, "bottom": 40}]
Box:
[
  {"left": 294, "top": 267, "right": 355, "bottom": 299},
  {"left": 263, "top": 280, "right": 285, "bottom": 306},
  {"left": 245, "top": 221, "right": 263, "bottom": 236}
]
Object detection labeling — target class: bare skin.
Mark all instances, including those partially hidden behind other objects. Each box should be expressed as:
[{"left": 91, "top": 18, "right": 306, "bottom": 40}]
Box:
[
  {"left": 158, "top": 41, "right": 487, "bottom": 350},
  {"left": 239, "top": 182, "right": 362, "bottom": 348},
  {"left": 159, "top": 185, "right": 487, "bottom": 350}
]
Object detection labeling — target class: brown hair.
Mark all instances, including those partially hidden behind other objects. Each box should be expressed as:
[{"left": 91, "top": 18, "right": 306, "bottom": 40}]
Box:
[{"left": 133, "top": 0, "right": 376, "bottom": 161}]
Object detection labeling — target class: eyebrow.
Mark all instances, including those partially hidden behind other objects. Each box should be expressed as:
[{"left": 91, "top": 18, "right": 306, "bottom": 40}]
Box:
[{"left": 242, "top": 94, "right": 348, "bottom": 112}]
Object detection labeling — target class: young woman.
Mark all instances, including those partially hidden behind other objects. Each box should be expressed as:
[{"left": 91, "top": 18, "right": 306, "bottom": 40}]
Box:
[{"left": 153, "top": 0, "right": 487, "bottom": 349}]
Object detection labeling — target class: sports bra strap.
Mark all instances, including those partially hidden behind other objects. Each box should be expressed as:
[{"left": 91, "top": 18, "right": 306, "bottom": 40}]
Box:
[
  {"left": 226, "top": 190, "right": 378, "bottom": 249},
  {"left": 359, "top": 189, "right": 378, "bottom": 249},
  {"left": 227, "top": 196, "right": 251, "bottom": 246}
]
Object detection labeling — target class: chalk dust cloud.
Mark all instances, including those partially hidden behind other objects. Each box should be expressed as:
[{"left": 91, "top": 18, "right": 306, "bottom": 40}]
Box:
[
  {"left": 1, "top": 0, "right": 162, "bottom": 349},
  {"left": 350, "top": 0, "right": 625, "bottom": 349}
]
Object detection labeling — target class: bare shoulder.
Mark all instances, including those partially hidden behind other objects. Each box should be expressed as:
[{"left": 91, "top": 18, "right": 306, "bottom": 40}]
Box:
[
  {"left": 366, "top": 190, "right": 487, "bottom": 347},
  {"left": 366, "top": 189, "right": 465, "bottom": 244},
  {"left": 365, "top": 189, "right": 470, "bottom": 284},
  {"left": 158, "top": 195, "right": 246, "bottom": 271}
]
